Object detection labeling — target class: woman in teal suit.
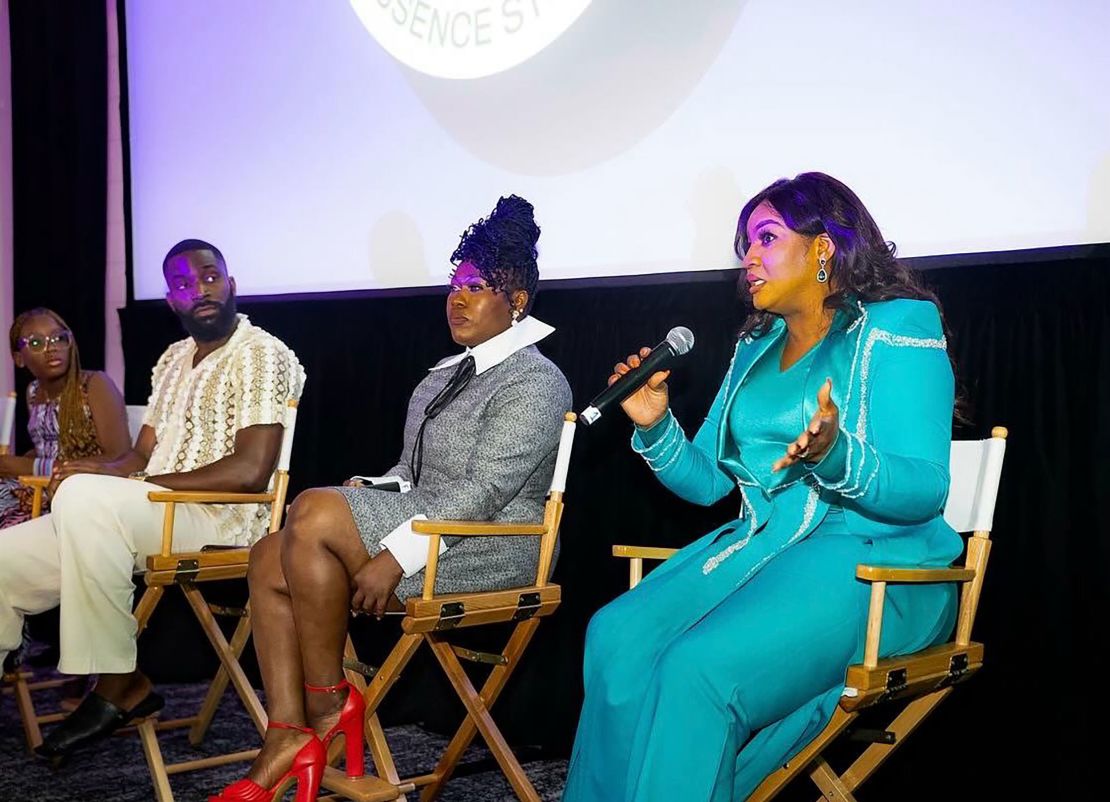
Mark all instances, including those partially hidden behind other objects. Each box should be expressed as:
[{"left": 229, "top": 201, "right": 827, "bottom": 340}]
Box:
[{"left": 563, "top": 173, "right": 963, "bottom": 801}]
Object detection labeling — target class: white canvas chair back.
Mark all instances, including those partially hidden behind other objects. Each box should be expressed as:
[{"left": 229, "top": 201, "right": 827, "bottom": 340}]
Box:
[
  {"left": 276, "top": 401, "right": 298, "bottom": 474},
  {"left": 549, "top": 413, "right": 577, "bottom": 494},
  {"left": 0, "top": 391, "right": 16, "bottom": 455},
  {"left": 265, "top": 401, "right": 298, "bottom": 525},
  {"left": 126, "top": 404, "right": 147, "bottom": 441},
  {"left": 943, "top": 427, "right": 1008, "bottom": 533}
]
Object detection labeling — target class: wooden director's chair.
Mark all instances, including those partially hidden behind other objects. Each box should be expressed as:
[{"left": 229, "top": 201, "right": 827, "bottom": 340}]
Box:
[
  {"left": 320, "top": 412, "right": 579, "bottom": 802},
  {"left": 1, "top": 398, "right": 149, "bottom": 749},
  {"left": 0, "top": 389, "right": 66, "bottom": 752},
  {"left": 614, "top": 426, "right": 1008, "bottom": 802},
  {"left": 127, "top": 398, "right": 301, "bottom": 802}
]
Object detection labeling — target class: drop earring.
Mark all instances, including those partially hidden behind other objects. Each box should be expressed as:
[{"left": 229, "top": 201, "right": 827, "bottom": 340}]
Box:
[
  {"left": 510, "top": 308, "right": 520, "bottom": 326},
  {"left": 817, "top": 256, "right": 829, "bottom": 284}
]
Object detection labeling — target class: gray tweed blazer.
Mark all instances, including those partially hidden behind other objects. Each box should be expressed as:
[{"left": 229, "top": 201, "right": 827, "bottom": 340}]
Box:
[{"left": 337, "top": 344, "right": 572, "bottom": 600}]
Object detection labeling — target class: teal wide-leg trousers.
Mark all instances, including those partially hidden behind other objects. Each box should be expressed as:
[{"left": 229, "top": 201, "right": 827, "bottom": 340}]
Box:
[{"left": 563, "top": 523, "right": 955, "bottom": 801}]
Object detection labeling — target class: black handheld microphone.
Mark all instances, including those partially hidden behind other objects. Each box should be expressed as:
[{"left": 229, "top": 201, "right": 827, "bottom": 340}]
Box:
[{"left": 579, "top": 326, "right": 695, "bottom": 426}]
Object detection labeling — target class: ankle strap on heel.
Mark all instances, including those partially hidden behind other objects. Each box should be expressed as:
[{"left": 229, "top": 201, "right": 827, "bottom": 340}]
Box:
[
  {"left": 305, "top": 679, "right": 352, "bottom": 693},
  {"left": 267, "top": 720, "right": 314, "bottom": 734}
]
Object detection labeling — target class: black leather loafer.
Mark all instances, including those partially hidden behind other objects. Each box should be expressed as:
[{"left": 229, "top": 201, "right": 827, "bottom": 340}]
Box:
[{"left": 34, "top": 690, "right": 164, "bottom": 765}]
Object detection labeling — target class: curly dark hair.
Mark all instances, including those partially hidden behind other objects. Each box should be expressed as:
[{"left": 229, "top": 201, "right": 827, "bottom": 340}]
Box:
[
  {"left": 450, "top": 195, "right": 540, "bottom": 313},
  {"left": 734, "top": 172, "right": 968, "bottom": 421}
]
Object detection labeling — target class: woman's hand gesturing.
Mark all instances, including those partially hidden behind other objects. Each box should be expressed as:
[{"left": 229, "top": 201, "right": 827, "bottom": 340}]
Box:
[{"left": 772, "top": 378, "right": 839, "bottom": 473}]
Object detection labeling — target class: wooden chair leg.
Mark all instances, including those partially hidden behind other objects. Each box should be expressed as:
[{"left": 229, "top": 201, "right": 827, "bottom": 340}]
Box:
[
  {"left": 134, "top": 585, "right": 165, "bottom": 635},
  {"left": 320, "top": 634, "right": 423, "bottom": 801},
  {"left": 420, "top": 618, "right": 541, "bottom": 802},
  {"left": 808, "top": 756, "right": 858, "bottom": 802},
  {"left": 362, "top": 633, "right": 423, "bottom": 719},
  {"left": 425, "top": 635, "right": 540, "bottom": 802},
  {"left": 748, "top": 707, "right": 857, "bottom": 802},
  {"left": 363, "top": 634, "right": 422, "bottom": 785},
  {"left": 137, "top": 717, "right": 176, "bottom": 802},
  {"left": 11, "top": 673, "right": 45, "bottom": 751},
  {"left": 838, "top": 688, "right": 952, "bottom": 793},
  {"left": 181, "top": 584, "right": 266, "bottom": 735},
  {"left": 365, "top": 713, "right": 414, "bottom": 802},
  {"left": 189, "top": 609, "right": 254, "bottom": 745},
  {"left": 341, "top": 636, "right": 406, "bottom": 789}
]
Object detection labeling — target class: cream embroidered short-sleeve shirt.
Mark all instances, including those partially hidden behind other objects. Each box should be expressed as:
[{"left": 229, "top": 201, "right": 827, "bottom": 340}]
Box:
[{"left": 143, "top": 315, "right": 306, "bottom": 544}]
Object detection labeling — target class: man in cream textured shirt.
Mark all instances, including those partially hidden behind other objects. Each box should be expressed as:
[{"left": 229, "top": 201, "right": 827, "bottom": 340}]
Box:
[{"left": 0, "top": 239, "right": 305, "bottom": 763}]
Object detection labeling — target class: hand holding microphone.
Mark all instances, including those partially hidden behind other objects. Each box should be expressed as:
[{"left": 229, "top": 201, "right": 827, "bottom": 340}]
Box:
[
  {"left": 609, "top": 347, "right": 672, "bottom": 428},
  {"left": 579, "top": 327, "right": 694, "bottom": 427}
]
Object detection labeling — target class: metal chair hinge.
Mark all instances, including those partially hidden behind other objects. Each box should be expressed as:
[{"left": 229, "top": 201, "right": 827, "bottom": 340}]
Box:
[
  {"left": 938, "top": 652, "right": 970, "bottom": 688},
  {"left": 435, "top": 602, "right": 466, "bottom": 630},
  {"left": 879, "top": 668, "right": 908, "bottom": 702},
  {"left": 174, "top": 559, "right": 199, "bottom": 582},
  {"left": 451, "top": 646, "right": 509, "bottom": 666},
  {"left": 512, "top": 592, "right": 542, "bottom": 621},
  {"left": 208, "top": 605, "right": 248, "bottom": 618},
  {"left": 848, "top": 728, "right": 897, "bottom": 745},
  {"left": 342, "top": 658, "right": 378, "bottom": 679}
]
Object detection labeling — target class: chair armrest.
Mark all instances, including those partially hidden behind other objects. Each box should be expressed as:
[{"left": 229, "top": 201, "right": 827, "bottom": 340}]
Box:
[
  {"left": 410, "top": 520, "right": 547, "bottom": 536},
  {"left": 613, "top": 545, "right": 678, "bottom": 590},
  {"left": 18, "top": 475, "right": 50, "bottom": 518},
  {"left": 413, "top": 519, "right": 550, "bottom": 601},
  {"left": 856, "top": 565, "right": 975, "bottom": 583},
  {"left": 612, "top": 545, "right": 679, "bottom": 560},
  {"left": 147, "top": 490, "right": 276, "bottom": 559},
  {"left": 147, "top": 490, "right": 276, "bottom": 505},
  {"left": 857, "top": 564, "right": 975, "bottom": 668}
]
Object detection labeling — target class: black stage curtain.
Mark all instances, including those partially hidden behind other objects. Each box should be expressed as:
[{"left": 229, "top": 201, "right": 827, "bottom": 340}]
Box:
[
  {"left": 7, "top": 0, "right": 108, "bottom": 451},
  {"left": 119, "top": 251, "right": 1109, "bottom": 800}
]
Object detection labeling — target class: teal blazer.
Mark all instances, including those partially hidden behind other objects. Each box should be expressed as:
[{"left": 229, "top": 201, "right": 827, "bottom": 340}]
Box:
[{"left": 633, "top": 297, "right": 963, "bottom": 572}]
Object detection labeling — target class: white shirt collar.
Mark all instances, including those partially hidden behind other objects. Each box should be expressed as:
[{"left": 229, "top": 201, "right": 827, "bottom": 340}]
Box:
[{"left": 430, "top": 315, "right": 555, "bottom": 375}]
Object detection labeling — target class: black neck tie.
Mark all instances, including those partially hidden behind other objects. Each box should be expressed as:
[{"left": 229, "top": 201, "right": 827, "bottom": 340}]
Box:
[{"left": 410, "top": 355, "right": 475, "bottom": 486}]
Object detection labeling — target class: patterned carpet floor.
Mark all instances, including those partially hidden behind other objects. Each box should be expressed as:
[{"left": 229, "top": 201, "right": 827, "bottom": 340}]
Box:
[{"left": 1, "top": 667, "right": 568, "bottom": 801}]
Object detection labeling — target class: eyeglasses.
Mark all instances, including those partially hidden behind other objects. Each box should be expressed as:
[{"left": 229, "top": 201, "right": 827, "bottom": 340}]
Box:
[{"left": 17, "top": 331, "right": 73, "bottom": 353}]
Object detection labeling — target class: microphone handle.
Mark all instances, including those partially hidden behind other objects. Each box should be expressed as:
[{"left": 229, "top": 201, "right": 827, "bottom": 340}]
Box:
[{"left": 579, "top": 342, "right": 676, "bottom": 426}]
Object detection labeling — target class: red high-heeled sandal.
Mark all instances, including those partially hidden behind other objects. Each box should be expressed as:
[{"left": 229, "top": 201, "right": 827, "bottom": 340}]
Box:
[
  {"left": 208, "top": 721, "right": 324, "bottom": 802},
  {"left": 305, "top": 679, "right": 366, "bottom": 778}
]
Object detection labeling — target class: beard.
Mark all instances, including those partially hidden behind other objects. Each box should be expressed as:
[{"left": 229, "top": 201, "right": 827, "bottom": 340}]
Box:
[{"left": 177, "top": 295, "right": 239, "bottom": 342}]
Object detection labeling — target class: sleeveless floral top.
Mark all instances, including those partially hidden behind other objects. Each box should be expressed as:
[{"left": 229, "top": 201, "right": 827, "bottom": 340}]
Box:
[{"left": 0, "top": 374, "right": 101, "bottom": 527}]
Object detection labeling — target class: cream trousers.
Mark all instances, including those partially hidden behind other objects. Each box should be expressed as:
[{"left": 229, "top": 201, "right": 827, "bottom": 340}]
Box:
[{"left": 0, "top": 474, "right": 237, "bottom": 675}]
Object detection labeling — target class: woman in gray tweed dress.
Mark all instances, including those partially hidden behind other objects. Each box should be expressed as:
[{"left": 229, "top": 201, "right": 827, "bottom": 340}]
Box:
[{"left": 210, "top": 196, "right": 571, "bottom": 801}]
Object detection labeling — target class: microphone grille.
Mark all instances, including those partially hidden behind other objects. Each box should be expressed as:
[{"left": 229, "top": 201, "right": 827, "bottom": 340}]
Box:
[{"left": 666, "top": 326, "right": 695, "bottom": 355}]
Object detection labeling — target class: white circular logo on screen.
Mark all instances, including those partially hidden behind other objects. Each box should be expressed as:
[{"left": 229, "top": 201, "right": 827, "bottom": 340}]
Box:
[{"left": 349, "top": 0, "right": 593, "bottom": 80}]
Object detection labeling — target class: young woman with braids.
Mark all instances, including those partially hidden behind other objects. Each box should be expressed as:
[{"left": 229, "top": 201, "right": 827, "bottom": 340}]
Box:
[
  {"left": 564, "top": 173, "right": 964, "bottom": 800},
  {"left": 210, "top": 196, "right": 571, "bottom": 802},
  {"left": 0, "top": 309, "right": 130, "bottom": 691},
  {"left": 0, "top": 309, "right": 130, "bottom": 528}
]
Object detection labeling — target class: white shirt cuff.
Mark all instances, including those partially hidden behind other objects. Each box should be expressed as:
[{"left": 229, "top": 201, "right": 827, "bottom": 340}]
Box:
[{"left": 380, "top": 514, "right": 448, "bottom": 577}]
